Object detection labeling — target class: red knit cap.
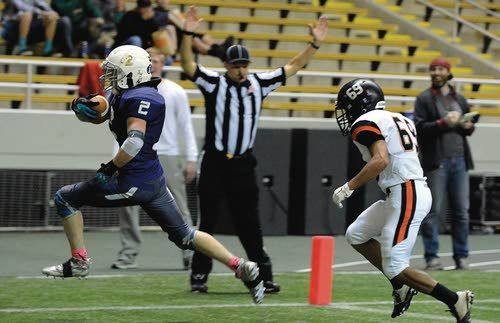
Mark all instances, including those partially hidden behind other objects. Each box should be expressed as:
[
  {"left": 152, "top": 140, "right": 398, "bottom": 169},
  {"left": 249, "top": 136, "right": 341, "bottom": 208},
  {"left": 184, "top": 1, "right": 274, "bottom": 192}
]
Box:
[{"left": 429, "top": 58, "right": 451, "bottom": 70}]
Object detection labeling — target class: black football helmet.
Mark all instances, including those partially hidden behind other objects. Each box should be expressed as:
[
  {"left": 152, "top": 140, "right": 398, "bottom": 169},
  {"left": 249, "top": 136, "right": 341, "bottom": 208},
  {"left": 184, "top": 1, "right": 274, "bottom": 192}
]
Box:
[{"left": 334, "top": 79, "right": 385, "bottom": 136}]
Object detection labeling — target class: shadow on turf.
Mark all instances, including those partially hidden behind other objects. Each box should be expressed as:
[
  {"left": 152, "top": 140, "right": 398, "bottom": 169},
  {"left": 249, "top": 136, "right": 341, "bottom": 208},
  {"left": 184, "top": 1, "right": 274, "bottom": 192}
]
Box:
[
  {"left": 110, "top": 267, "right": 188, "bottom": 272},
  {"left": 191, "top": 291, "right": 249, "bottom": 296}
]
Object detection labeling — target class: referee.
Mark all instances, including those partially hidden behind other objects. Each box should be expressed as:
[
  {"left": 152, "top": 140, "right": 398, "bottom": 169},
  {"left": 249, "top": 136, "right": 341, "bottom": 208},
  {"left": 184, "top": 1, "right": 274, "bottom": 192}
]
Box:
[{"left": 180, "top": 6, "right": 328, "bottom": 294}]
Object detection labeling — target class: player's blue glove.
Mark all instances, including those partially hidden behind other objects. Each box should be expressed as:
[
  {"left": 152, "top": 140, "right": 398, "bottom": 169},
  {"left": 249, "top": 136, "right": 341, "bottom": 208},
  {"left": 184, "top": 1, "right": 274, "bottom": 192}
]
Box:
[
  {"left": 95, "top": 160, "right": 119, "bottom": 186},
  {"left": 71, "top": 93, "right": 99, "bottom": 122}
]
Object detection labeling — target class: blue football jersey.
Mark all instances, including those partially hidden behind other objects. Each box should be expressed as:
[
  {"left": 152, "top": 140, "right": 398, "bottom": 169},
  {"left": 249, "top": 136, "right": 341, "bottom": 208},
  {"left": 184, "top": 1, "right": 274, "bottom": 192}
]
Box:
[{"left": 108, "top": 79, "right": 165, "bottom": 182}]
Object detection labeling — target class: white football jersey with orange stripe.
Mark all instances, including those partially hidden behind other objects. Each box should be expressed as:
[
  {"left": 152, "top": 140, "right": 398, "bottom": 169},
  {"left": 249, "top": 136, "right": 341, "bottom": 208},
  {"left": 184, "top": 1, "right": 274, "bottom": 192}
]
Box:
[{"left": 350, "top": 109, "right": 425, "bottom": 191}]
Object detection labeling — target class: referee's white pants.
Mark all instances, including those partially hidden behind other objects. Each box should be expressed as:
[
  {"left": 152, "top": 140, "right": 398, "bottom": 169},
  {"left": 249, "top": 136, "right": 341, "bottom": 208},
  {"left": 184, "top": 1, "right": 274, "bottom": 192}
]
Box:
[{"left": 345, "top": 180, "right": 432, "bottom": 279}]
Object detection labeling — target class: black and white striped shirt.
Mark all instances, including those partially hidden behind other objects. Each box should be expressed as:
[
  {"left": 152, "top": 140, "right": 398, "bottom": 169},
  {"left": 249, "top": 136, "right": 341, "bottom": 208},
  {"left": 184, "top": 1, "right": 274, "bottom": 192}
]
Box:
[{"left": 192, "top": 65, "right": 286, "bottom": 157}]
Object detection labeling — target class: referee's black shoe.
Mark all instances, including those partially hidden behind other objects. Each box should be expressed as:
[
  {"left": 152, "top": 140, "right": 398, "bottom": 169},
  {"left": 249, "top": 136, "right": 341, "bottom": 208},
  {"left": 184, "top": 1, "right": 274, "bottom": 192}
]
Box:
[
  {"left": 190, "top": 273, "right": 208, "bottom": 293},
  {"left": 264, "top": 281, "right": 281, "bottom": 293}
]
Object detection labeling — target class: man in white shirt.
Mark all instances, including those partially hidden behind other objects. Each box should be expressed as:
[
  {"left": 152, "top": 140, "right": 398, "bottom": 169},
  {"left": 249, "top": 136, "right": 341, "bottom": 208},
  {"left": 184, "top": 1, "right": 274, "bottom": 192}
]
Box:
[{"left": 111, "top": 47, "right": 198, "bottom": 270}]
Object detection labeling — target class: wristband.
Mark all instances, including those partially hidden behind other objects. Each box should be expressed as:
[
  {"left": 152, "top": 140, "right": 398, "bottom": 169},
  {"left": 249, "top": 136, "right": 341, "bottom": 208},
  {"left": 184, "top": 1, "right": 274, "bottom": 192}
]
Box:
[
  {"left": 309, "top": 41, "right": 320, "bottom": 50},
  {"left": 182, "top": 30, "right": 196, "bottom": 36},
  {"left": 100, "top": 160, "right": 119, "bottom": 176}
]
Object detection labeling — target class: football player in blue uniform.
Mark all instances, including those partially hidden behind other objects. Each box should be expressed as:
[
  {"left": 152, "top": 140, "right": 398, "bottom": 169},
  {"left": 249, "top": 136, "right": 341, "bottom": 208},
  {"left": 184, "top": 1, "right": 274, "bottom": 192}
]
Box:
[{"left": 42, "top": 45, "right": 265, "bottom": 304}]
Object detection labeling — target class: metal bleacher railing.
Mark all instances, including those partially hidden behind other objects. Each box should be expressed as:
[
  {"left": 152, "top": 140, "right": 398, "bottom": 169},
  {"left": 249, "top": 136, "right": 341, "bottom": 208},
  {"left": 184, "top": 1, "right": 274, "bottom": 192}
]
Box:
[
  {"left": 1, "top": 56, "right": 500, "bottom": 114},
  {"left": 416, "top": 0, "right": 500, "bottom": 54}
]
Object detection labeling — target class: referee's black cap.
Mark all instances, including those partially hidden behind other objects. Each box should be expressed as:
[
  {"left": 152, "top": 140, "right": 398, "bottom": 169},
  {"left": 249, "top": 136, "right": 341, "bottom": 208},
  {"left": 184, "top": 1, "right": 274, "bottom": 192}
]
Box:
[{"left": 226, "top": 45, "right": 251, "bottom": 65}]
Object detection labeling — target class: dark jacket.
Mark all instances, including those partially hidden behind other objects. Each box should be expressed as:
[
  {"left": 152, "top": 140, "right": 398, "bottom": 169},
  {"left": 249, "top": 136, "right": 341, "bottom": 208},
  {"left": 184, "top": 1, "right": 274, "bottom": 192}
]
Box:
[
  {"left": 114, "top": 10, "right": 159, "bottom": 48},
  {"left": 413, "top": 85, "right": 475, "bottom": 172}
]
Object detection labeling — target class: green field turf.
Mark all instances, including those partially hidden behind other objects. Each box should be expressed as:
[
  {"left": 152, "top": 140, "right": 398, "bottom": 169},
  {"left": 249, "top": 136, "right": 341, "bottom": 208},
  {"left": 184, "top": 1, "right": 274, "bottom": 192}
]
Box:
[{"left": 0, "top": 271, "right": 497, "bottom": 322}]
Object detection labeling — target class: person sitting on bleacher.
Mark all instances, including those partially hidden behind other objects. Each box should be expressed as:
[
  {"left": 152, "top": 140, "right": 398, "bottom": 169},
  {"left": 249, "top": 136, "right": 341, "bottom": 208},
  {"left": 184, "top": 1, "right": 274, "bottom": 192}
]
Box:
[
  {"left": 2, "top": 0, "right": 60, "bottom": 56},
  {"left": 113, "top": 0, "right": 159, "bottom": 49},
  {"left": 92, "top": 0, "right": 127, "bottom": 58},
  {"left": 153, "top": 0, "right": 234, "bottom": 62},
  {"left": 50, "top": 0, "right": 104, "bottom": 58},
  {"left": 98, "top": 0, "right": 126, "bottom": 27}
]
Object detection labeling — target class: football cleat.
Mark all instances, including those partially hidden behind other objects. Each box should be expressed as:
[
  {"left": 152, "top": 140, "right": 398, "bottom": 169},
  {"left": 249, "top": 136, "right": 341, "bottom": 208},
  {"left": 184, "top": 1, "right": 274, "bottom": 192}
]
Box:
[
  {"left": 191, "top": 283, "right": 208, "bottom": 293},
  {"left": 110, "top": 259, "right": 138, "bottom": 270},
  {"left": 391, "top": 285, "right": 418, "bottom": 318},
  {"left": 448, "top": 290, "right": 474, "bottom": 323},
  {"left": 42, "top": 257, "right": 90, "bottom": 278},
  {"left": 425, "top": 258, "right": 444, "bottom": 271},
  {"left": 235, "top": 259, "right": 265, "bottom": 304},
  {"left": 190, "top": 273, "right": 208, "bottom": 293},
  {"left": 264, "top": 281, "right": 281, "bottom": 294}
]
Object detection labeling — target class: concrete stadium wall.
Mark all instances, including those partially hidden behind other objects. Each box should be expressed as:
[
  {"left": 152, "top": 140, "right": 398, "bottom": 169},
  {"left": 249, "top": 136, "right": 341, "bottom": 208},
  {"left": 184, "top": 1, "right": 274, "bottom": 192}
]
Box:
[
  {"left": 0, "top": 110, "right": 336, "bottom": 170},
  {"left": 1, "top": 110, "right": 499, "bottom": 174},
  {"left": 1, "top": 110, "right": 499, "bottom": 235}
]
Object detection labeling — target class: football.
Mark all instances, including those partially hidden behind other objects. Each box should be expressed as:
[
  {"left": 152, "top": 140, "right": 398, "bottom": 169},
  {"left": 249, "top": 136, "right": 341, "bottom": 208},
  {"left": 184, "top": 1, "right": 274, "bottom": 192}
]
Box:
[{"left": 89, "top": 95, "right": 110, "bottom": 124}]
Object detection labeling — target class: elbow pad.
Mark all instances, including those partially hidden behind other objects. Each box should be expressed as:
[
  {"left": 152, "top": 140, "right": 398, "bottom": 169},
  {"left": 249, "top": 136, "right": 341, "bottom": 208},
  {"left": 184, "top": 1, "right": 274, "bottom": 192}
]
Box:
[{"left": 121, "top": 130, "right": 144, "bottom": 157}]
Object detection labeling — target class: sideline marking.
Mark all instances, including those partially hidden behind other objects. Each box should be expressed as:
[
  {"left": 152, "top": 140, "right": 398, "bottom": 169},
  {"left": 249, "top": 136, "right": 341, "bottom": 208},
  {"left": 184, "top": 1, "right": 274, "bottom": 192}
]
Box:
[
  {"left": 13, "top": 249, "right": 500, "bottom": 279},
  {"left": 295, "top": 249, "right": 500, "bottom": 273},
  {"left": 442, "top": 260, "right": 500, "bottom": 271},
  {"left": 0, "top": 300, "right": 497, "bottom": 323}
]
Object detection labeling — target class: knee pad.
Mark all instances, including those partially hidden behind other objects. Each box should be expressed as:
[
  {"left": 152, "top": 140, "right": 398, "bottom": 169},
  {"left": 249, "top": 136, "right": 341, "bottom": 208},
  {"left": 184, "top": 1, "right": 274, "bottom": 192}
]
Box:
[
  {"left": 345, "top": 222, "right": 370, "bottom": 246},
  {"left": 345, "top": 223, "right": 363, "bottom": 245},
  {"left": 383, "top": 262, "right": 408, "bottom": 280},
  {"left": 345, "top": 224, "right": 355, "bottom": 245},
  {"left": 54, "top": 190, "right": 79, "bottom": 218},
  {"left": 170, "top": 227, "right": 196, "bottom": 250}
]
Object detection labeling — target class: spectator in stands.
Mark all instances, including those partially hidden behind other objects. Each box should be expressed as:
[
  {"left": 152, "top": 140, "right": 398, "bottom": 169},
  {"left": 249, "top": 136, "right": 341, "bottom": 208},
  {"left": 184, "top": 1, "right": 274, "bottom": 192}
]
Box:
[
  {"left": 94, "top": 0, "right": 127, "bottom": 57},
  {"left": 2, "top": 0, "right": 63, "bottom": 56},
  {"left": 413, "top": 58, "right": 476, "bottom": 271},
  {"left": 114, "top": 0, "right": 159, "bottom": 49},
  {"left": 98, "top": 0, "right": 126, "bottom": 26},
  {"left": 153, "top": 0, "right": 234, "bottom": 61},
  {"left": 180, "top": 6, "right": 328, "bottom": 294},
  {"left": 111, "top": 47, "right": 199, "bottom": 270},
  {"left": 51, "top": 0, "right": 104, "bottom": 58}
]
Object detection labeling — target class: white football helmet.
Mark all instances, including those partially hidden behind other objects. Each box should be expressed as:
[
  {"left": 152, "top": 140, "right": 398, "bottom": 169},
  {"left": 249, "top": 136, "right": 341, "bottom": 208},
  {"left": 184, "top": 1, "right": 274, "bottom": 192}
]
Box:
[{"left": 100, "top": 45, "right": 152, "bottom": 91}]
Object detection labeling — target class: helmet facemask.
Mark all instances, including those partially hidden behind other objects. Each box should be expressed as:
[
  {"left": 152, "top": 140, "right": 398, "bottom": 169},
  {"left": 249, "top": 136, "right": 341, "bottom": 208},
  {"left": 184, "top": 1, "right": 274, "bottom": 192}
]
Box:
[
  {"left": 334, "top": 101, "right": 352, "bottom": 136},
  {"left": 100, "top": 60, "right": 126, "bottom": 92}
]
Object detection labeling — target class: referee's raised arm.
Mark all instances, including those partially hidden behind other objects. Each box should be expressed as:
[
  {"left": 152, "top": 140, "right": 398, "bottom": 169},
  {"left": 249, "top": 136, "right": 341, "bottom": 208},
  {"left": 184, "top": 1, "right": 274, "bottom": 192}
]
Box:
[
  {"left": 283, "top": 16, "right": 328, "bottom": 79},
  {"left": 180, "top": 5, "right": 200, "bottom": 79}
]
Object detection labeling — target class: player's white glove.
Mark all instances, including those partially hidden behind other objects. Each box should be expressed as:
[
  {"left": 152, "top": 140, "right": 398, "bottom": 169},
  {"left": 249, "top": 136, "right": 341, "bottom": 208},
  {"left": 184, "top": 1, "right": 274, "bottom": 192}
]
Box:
[{"left": 332, "top": 182, "right": 354, "bottom": 208}]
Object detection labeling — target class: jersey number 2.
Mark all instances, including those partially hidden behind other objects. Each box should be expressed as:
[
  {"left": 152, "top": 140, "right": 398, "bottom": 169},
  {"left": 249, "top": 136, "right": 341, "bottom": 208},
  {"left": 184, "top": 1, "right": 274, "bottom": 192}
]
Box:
[
  {"left": 138, "top": 101, "right": 150, "bottom": 115},
  {"left": 392, "top": 114, "right": 418, "bottom": 151}
]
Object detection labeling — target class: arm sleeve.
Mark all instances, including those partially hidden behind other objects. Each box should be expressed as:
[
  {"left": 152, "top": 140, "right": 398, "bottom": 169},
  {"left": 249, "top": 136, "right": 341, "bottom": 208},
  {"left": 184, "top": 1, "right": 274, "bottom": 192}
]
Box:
[
  {"left": 192, "top": 65, "right": 220, "bottom": 94},
  {"left": 255, "top": 67, "right": 287, "bottom": 98},
  {"left": 175, "top": 87, "right": 199, "bottom": 161},
  {"left": 350, "top": 121, "right": 385, "bottom": 147}
]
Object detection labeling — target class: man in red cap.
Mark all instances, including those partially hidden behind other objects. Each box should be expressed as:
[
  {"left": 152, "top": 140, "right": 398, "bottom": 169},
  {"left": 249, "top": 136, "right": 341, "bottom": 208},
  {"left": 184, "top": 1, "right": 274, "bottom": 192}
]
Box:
[{"left": 413, "top": 58, "right": 476, "bottom": 271}]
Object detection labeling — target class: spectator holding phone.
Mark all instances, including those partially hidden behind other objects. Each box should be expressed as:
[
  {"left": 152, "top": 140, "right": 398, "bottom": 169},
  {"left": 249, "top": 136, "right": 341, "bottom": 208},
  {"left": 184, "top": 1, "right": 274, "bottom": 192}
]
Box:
[{"left": 413, "top": 58, "right": 477, "bottom": 271}]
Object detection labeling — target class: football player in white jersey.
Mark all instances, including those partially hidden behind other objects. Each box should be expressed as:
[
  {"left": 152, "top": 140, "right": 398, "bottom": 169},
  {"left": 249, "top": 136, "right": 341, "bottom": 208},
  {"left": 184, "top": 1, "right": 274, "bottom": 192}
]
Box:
[{"left": 332, "top": 79, "right": 473, "bottom": 323}]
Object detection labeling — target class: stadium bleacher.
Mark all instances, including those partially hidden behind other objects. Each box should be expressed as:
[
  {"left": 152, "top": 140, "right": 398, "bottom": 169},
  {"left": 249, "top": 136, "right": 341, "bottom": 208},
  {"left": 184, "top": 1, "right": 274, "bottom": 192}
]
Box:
[
  {"left": 1, "top": 5, "right": 500, "bottom": 321},
  {"left": 383, "top": 0, "right": 500, "bottom": 59},
  {"left": 0, "top": 0, "right": 498, "bottom": 117}
]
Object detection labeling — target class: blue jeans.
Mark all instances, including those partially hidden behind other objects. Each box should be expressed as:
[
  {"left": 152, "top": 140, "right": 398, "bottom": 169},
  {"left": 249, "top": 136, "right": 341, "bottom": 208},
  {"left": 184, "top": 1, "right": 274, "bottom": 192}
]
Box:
[
  {"left": 124, "top": 36, "right": 143, "bottom": 47},
  {"left": 420, "top": 156, "right": 469, "bottom": 261}
]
